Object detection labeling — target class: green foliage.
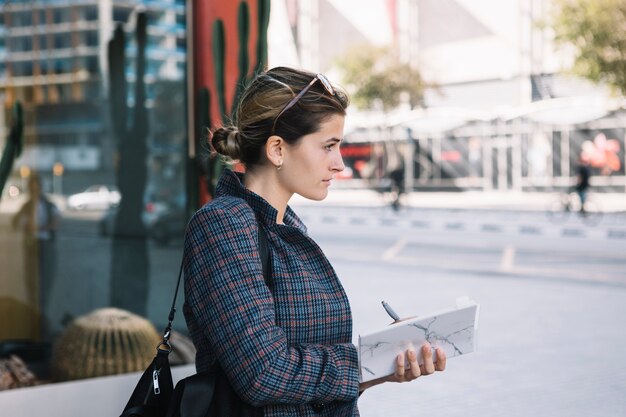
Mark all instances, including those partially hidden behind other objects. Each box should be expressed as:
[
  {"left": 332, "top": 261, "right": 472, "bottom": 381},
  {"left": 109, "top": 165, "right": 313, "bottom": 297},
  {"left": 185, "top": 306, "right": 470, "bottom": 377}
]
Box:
[
  {"left": 336, "top": 45, "right": 428, "bottom": 111},
  {"left": 551, "top": 0, "right": 626, "bottom": 95}
]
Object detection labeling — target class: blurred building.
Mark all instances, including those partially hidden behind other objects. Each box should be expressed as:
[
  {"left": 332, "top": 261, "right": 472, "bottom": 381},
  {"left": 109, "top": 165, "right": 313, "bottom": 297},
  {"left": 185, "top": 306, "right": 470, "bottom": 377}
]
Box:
[
  {"left": 269, "top": 0, "right": 612, "bottom": 108},
  {"left": 268, "top": 0, "right": 625, "bottom": 193},
  {"left": 0, "top": 0, "right": 186, "bottom": 194}
]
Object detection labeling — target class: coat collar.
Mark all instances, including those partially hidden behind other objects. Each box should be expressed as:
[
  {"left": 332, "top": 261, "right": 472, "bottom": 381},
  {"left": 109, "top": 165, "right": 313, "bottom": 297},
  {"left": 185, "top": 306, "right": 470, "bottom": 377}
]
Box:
[{"left": 216, "top": 169, "right": 306, "bottom": 232}]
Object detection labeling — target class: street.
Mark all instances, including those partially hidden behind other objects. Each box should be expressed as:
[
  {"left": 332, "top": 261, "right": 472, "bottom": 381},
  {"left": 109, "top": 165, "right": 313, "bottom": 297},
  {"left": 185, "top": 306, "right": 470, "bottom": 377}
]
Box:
[
  {"left": 46, "top": 204, "right": 626, "bottom": 416},
  {"left": 301, "top": 206, "right": 626, "bottom": 417}
]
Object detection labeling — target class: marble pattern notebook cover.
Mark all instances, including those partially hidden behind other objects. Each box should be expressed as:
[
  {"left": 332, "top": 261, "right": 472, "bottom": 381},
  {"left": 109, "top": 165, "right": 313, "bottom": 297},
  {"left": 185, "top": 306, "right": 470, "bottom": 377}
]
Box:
[{"left": 358, "top": 299, "right": 479, "bottom": 382}]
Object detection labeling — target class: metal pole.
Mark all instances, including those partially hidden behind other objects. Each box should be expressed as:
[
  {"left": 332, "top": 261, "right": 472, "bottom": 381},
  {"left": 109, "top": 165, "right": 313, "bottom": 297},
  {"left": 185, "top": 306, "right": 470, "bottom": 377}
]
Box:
[
  {"left": 483, "top": 123, "right": 493, "bottom": 191},
  {"left": 562, "top": 128, "right": 570, "bottom": 183},
  {"left": 623, "top": 127, "right": 626, "bottom": 193},
  {"left": 512, "top": 118, "right": 523, "bottom": 191},
  {"left": 498, "top": 120, "right": 507, "bottom": 190}
]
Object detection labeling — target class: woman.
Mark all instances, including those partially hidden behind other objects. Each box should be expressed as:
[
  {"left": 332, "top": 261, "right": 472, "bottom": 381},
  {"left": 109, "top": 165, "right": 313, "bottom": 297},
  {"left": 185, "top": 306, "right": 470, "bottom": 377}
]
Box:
[{"left": 183, "top": 67, "right": 446, "bottom": 416}]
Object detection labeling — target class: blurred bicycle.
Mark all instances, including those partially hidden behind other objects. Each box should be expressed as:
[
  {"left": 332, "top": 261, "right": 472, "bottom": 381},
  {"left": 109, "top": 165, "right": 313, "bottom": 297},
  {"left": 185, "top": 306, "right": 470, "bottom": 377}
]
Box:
[{"left": 546, "top": 191, "right": 602, "bottom": 226}]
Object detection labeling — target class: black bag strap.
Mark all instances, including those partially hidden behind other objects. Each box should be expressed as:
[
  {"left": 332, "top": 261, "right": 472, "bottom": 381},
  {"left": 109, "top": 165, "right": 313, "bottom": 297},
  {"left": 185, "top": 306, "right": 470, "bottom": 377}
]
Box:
[
  {"left": 159, "top": 218, "right": 271, "bottom": 349},
  {"left": 257, "top": 223, "right": 271, "bottom": 283}
]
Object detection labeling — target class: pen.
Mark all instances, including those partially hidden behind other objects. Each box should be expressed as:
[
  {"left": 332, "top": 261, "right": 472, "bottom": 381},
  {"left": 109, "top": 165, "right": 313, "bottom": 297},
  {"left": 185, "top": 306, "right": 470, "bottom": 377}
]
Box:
[{"left": 381, "top": 301, "right": 401, "bottom": 322}]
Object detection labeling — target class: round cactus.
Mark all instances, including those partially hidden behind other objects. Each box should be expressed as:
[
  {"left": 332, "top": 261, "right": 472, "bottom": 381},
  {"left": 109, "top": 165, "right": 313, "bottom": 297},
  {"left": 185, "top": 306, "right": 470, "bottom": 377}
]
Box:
[{"left": 51, "top": 308, "right": 160, "bottom": 381}]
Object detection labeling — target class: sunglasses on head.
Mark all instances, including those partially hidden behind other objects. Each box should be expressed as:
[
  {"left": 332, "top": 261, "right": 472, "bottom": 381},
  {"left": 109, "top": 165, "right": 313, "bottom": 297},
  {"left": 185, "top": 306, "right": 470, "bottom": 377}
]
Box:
[{"left": 271, "top": 73, "right": 335, "bottom": 135}]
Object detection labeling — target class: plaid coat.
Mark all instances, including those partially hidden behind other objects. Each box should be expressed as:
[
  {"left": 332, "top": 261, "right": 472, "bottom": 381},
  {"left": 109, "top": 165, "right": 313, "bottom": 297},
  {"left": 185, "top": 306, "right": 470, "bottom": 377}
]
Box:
[{"left": 183, "top": 170, "right": 360, "bottom": 416}]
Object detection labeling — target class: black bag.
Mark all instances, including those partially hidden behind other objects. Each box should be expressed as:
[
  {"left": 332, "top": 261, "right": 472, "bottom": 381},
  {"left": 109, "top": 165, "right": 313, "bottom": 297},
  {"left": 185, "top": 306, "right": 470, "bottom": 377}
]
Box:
[
  {"left": 120, "top": 348, "right": 175, "bottom": 417},
  {"left": 120, "top": 223, "right": 271, "bottom": 417},
  {"left": 164, "top": 371, "right": 216, "bottom": 417}
]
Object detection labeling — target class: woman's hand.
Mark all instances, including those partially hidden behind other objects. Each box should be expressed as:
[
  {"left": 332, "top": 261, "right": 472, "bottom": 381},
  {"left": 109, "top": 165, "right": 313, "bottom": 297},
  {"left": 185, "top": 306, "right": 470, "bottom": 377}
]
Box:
[{"left": 359, "top": 343, "right": 446, "bottom": 393}]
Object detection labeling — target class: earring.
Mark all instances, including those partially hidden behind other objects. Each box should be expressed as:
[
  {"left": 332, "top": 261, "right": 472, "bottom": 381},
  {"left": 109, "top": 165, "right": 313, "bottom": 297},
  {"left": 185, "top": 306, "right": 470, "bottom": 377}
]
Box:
[{"left": 277, "top": 163, "right": 283, "bottom": 171}]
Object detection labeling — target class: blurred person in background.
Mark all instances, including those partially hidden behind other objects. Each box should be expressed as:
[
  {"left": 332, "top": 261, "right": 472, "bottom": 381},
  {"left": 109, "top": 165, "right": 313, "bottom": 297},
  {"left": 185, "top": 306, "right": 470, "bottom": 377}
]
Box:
[
  {"left": 12, "top": 173, "right": 60, "bottom": 340},
  {"left": 385, "top": 142, "right": 405, "bottom": 211},
  {"left": 573, "top": 156, "right": 591, "bottom": 213}
]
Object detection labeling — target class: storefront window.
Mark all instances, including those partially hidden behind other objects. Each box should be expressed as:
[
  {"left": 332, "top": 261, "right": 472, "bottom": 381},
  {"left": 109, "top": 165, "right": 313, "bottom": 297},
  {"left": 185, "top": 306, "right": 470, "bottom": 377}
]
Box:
[{"left": 0, "top": 1, "right": 188, "bottom": 387}]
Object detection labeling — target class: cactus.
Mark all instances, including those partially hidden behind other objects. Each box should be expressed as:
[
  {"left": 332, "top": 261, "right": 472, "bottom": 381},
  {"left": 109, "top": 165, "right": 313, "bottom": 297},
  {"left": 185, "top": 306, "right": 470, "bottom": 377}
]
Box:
[
  {"left": 213, "top": 19, "right": 227, "bottom": 122},
  {"left": 186, "top": 87, "right": 213, "bottom": 214},
  {"left": 231, "top": 0, "right": 270, "bottom": 116},
  {"left": 107, "top": 18, "right": 148, "bottom": 238},
  {"left": 211, "top": 1, "right": 271, "bottom": 128},
  {"left": 256, "top": 0, "right": 271, "bottom": 73},
  {"left": 107, "top": 27, "right": 126, "bottom": 145},
  {"left": 107, "top": 11, "right": 149, "bottom": 315},
  {"left": 109, "top": 12, "right": 149, "bottom": 238},
  {"left": 0, "top": 102, "right": 24, "bottom": 198},
  {"left": 51, "top": 308, "right": 161, "bottom": 381},
  {"left": 194, "top": 0, "right": 272, "bottom": 202},
  {"left": 197, "top": 87, "right": 220, "bottom": 197},
  {"left": 231, "top": 2, "right": 250, "bottom": 116}
]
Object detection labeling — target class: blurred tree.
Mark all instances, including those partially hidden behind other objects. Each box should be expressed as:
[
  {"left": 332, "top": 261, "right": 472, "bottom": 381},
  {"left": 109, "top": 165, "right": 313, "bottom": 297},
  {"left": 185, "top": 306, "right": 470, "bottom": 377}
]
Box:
[
  {"left": 336, "top": 45, "right": 429, "bottom": 111},
  {"left": 551, "top": 0, "right": 626, "bottom": 95}
]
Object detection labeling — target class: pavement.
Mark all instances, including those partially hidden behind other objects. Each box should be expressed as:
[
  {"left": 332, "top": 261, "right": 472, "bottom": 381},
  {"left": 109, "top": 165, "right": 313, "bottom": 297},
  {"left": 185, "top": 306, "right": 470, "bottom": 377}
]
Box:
[
  {"left": 1, "top": 186, "right": 624, "bottom": 214},
  {"left": 0, "top": 186, "right": 624, "bottom": 417},
  {"left": 288, "top": 187, "right": 626, "bottom": 242}
]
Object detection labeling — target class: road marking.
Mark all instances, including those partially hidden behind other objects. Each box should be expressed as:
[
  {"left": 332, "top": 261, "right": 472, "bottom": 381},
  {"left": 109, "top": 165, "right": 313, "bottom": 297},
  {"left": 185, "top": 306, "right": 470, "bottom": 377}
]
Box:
[
  {"left": 334, "top": 251, "right": 626, "bottom": 288},
  {"left": 383, "top": 236, "right": 408, "bottom": 261},
  {"left": 500, "top": 245, "right": 516, "bottom": 271}
]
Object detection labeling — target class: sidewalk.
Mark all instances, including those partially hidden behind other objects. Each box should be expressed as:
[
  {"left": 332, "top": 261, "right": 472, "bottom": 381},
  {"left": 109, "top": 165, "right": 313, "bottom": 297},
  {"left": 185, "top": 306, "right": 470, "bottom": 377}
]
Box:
[
  {"left": 291, "top": 188, "right": 626, "bottom": 213},
  {"left": 2, "top": 188, "right": 624, "bottom": 214}
]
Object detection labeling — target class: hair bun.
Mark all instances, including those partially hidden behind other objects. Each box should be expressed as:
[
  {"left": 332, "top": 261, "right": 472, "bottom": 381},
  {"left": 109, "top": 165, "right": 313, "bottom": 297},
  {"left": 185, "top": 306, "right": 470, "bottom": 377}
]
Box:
[{"left": 211, "top": 126, "right": 242, "bottom": 160}]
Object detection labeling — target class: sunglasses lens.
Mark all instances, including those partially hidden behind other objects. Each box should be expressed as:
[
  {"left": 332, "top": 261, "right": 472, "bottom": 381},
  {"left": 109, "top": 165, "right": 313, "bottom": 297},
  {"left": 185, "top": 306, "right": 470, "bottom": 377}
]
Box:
[
  {"left": 272, "top": 73, "right": 336, "bottom": 134},
  {"left": 317, "top": 74, "right": 335, "bottom": 95}
]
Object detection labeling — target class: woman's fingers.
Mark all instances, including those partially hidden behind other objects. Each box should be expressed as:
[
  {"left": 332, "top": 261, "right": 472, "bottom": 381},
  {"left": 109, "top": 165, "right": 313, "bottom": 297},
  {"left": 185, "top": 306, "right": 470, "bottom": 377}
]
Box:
[
  {"left": 421, "top": 344, "right": 436, "bottom": 375},
  {"left": 407, "top": 349, "right": 421, "bottom": 379},
  {"left": 394, "top": 351, "right": 421, "bottom": 381},
  {"left": 435, "top": 347, "right": 447, "bottom": 371},
  {"left": 391, "top": 345, "right": 445, "bottom": 383},
  {"left": 394, "top": 353, "right": 406, "bottom": 379}
]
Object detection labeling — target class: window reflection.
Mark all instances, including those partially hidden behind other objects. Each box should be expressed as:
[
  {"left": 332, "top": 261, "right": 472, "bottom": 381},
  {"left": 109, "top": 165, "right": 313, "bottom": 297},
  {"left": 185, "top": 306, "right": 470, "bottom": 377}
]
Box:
[{"left": 0, "top": 0, "right": 187, "bottom": 386}]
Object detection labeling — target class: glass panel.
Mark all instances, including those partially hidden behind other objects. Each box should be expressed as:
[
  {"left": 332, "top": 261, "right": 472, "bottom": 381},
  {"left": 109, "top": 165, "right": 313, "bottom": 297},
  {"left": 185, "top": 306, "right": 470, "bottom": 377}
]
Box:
[{"left": 0, "top": 1, "right": 188, "bottom": 386}]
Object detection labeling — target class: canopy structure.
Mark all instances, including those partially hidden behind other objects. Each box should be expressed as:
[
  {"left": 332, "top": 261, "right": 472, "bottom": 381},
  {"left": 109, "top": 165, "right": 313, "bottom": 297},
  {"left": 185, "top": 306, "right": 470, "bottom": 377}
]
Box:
[
  {"left": 345, "top": 96, "right": 626, "bottom": 143},
  {"left": 502, "top": 96, "right": 625, "bottom": 125}
]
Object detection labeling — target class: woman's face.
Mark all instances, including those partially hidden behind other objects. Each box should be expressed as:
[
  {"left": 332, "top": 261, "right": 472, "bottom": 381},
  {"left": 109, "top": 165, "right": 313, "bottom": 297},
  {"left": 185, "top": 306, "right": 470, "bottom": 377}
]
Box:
[{"left": 280, "top": 114, "right": 346, "bottom": 201}]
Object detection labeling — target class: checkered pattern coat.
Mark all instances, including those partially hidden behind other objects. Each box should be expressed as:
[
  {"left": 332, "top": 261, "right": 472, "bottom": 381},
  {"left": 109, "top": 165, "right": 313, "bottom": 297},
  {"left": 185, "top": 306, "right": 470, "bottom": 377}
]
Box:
[{"left": 183, "top": 170, "right": 360, "bottom": 416}]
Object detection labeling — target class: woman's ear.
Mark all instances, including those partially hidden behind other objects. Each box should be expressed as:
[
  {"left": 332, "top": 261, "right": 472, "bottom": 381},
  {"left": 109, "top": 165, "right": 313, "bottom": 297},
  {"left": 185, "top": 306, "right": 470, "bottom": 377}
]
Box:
[{"left": 265, "top": 135, "right": 285, "bottom": 168}]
